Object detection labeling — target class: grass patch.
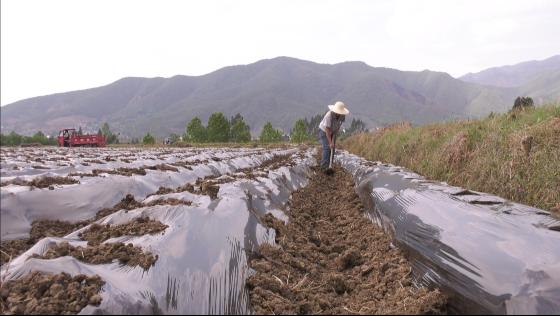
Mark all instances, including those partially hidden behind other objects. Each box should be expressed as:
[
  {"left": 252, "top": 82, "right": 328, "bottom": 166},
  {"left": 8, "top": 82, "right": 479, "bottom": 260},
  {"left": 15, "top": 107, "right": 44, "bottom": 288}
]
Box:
[{"left": 342, "top": 105, "right": 560, "bottom": 214}]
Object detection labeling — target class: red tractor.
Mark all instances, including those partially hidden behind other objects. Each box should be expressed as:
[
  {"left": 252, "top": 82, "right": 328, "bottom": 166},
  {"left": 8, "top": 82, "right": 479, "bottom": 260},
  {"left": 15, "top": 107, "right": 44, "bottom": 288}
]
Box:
[{"left": 58, "top": 129, "right": 106, "bottom": 147}]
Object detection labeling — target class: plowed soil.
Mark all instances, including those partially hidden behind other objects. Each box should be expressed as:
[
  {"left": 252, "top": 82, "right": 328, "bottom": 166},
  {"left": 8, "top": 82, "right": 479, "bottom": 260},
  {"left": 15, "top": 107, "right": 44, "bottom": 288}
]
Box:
[
  {"left": 94, "top": 194, "right": 144, "bottom": 220},
  {"left": 1, "top": 194, "right": 185, "bottom": 265},
  {"left": 1, "top": 220, "right": 90, "bottom": 265},
  {"left": 0, "top": 271, "right": 104, "bottom": 315},
  {"left": 247, "top": 165, "right": 446, "bottom": 315},
  {"left": 144, "top": 197, "right": 192, "bottom": 207},
  {"left": 32, "top": 241, "right": 158, "bottom": 271},
  {"left": 79, "top": 217, "right": 168, "bottom": 245},
  {"left": 0, "top": 176, "right": 79, "bottom": 188}
]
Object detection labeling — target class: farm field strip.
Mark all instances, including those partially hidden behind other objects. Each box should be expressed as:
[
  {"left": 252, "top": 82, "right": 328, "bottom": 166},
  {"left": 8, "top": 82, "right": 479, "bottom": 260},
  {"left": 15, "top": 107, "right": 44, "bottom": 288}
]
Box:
[
  {"left": 1, "top": 146, "right": 316, "bottom": 314},
  {"left": 1, "top": 147, "right": 299, "bottom": 241},
  {"left": 0, "top": 147, "right": 267, "bottom": 180}
]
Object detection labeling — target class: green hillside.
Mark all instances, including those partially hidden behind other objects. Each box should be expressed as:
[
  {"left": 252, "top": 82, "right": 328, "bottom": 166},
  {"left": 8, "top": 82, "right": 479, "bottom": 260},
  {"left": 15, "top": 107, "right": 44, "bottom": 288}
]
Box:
[
  {"left": 343, "top": 105, "right": 560, "bottom": 213},
  {"left": 1, "top": 57, "right": 517, "bottom": 138}
]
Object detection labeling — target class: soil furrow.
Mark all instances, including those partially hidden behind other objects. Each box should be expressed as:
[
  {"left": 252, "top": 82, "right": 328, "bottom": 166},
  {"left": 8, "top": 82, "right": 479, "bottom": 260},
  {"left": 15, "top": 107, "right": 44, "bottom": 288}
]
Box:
[{"left": 247, "top": 164, "right": 446, "bottom": 315}]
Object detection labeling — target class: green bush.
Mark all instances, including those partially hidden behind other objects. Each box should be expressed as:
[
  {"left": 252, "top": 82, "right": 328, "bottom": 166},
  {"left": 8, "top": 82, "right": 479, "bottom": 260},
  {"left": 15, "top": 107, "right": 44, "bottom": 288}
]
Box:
[
  {"left": 260, "top": 122, "right": 282, "bottom": 143},
  {"left": 291, "top": 119, "right": 310, "bottom": 143},
  {"left": 143, "top": 133, "right": 156, "bottom": 145},
  {"left": 185, "top": 117, "right": 207, "bottom": 143},
  {"left": 207, "top": 113, "right": 230, "bottom": 142},
  {"left": 0, "top": 131, "right": 57, "bottom": 146},
  {"left": 230, "top": 114, "right": 251, "bottom": 142},
  {"left": 101, "top": 123, "right": 119, "bottom": 144}
]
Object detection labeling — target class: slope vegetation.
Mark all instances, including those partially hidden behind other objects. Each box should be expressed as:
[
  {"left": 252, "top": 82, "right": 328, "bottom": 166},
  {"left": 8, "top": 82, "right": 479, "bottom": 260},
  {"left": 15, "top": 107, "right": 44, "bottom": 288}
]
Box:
[
  {"left": 343, "top": 105, "right": 560, "bottom": 213},
  {"left": 1, "top": 57, "right": 516, "bottom": 138}
]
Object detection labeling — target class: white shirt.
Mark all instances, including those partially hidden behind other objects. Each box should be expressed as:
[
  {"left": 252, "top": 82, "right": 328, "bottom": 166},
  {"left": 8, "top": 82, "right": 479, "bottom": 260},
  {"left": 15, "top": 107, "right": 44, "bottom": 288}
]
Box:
[{"left": 319, "top": 111, "right": 344, "bottom": 133}]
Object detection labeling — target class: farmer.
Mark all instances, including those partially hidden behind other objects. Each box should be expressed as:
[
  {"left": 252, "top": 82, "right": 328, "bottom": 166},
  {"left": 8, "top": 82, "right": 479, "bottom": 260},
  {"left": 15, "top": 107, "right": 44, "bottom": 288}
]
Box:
[{"left": 318, "top": 101, "right": 349, "bottom": 171}]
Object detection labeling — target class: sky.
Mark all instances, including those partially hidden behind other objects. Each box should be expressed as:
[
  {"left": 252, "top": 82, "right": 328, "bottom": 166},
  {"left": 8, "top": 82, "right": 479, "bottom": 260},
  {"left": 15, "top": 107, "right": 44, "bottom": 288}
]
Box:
[{"left": 2, "top": 0, "right": 560, "bottom": 105}]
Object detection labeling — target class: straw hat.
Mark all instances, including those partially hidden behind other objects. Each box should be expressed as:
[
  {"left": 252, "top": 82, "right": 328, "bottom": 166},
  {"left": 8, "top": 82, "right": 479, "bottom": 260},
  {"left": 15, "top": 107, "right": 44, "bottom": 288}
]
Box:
[{"left": 328, "top": 101, "right": 350, "bottom": 115}]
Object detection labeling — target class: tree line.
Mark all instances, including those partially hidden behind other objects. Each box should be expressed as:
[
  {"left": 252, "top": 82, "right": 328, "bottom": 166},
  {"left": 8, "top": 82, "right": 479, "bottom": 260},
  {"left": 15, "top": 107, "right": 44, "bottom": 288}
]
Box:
[
  {"left": 0, "top": 114, "right": 367, "bottom": 146},
  {"left": 185, "top": 113, "right": 279, "bottom": 143},
  {"left": 0, "top": 131, "right": 58, "bottom": 146},
  {"left": 184, "top": 112, "right": 366, "bottom": 144}
]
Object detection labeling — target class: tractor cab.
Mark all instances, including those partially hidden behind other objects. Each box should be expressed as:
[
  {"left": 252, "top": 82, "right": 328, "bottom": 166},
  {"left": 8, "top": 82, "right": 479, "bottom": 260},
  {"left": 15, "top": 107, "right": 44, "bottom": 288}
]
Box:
[
  {"left": 58, "top": 129, "right": 76, "bottom": 147},
  {"left": 57, "top": 128, "right": 106, "bottom": 147}
]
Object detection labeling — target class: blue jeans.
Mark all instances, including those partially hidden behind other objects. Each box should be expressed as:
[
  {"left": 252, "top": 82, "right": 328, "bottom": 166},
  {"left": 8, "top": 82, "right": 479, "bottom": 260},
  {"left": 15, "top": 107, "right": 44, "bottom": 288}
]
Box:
[{"left": 319, "top": 130, "right": 335, "bottom": 169}]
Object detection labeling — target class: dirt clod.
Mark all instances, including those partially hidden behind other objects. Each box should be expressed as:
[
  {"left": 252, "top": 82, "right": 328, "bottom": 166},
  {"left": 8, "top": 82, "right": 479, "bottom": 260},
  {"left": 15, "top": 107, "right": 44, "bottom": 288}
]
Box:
[
  {"left": 1, "top": 220, "right": 90, "bottom": 265},
  {"left": 143, "top": 164, "right": 179, "bottom": 172},
  {"left": 147, "top": 186, "right": 175, "bottom": 197},
  {"left": 200, "top": 181, "right": 220, "bottom": 199},
  {"left": 79, "top": 217, "right": 168, "bottom": 245},
  {"left": 95, "top": 194, "right": 143, "bottom": 219},
  {"left": 0, "top": 271, "right": 104, "bottom": 315},
  {"left": 144, "top": 198, "right": 192, "bottom": 207},
  {"left": 33, "top": 241, "right": 158, "bottom": 271},
  {"left": 336, "top": 248, "right": 363, "bottom": 271}
]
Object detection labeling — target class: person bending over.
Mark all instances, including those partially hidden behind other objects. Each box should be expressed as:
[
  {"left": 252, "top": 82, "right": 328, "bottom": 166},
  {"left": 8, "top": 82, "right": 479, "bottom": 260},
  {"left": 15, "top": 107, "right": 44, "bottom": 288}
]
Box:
[{"left": 318, "top": 101, "right": 350, "bottom": 171}]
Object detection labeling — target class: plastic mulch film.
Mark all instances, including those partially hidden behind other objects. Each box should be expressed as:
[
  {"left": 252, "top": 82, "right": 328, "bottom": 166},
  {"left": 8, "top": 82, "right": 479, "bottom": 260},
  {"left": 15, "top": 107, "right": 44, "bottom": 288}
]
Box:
[
  {"left": 2, "top": 147, "right": 294, "bottom": 240},
  {"left": 1, "top": 148, "right": 316, "bottom": 314},
  {"left": 338, "top": 151, "right": 560, "bottom": 315}
]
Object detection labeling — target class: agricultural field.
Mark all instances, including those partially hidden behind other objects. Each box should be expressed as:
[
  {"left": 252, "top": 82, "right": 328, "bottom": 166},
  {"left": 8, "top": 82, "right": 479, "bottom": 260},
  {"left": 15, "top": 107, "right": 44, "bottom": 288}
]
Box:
[
  {"left": 0, "top": 146, "right": 317, "bottom": 314},
  {"left": 1, "top": 146, "right": 559, "bottom": 315}
]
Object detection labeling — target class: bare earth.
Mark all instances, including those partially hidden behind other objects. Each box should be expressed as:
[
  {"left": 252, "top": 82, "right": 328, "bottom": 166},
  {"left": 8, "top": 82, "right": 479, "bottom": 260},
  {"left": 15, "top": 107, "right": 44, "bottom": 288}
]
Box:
[{"left": 247, "top": 165, "right": 446, "bottom": 314}]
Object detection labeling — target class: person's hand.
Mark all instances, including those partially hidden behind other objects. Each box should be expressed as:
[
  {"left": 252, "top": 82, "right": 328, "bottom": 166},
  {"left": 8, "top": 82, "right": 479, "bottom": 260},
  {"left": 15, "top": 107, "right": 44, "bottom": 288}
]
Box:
[{"left": 329, "top": 143, "right": 335, "bottom": 149}]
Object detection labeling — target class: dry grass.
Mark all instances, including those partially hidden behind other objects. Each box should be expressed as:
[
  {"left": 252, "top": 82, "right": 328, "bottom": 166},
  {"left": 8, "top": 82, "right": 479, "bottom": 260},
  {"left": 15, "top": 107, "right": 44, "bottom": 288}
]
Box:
[{"left": 342, "top": 105, "right": 560, "bottom": 213}]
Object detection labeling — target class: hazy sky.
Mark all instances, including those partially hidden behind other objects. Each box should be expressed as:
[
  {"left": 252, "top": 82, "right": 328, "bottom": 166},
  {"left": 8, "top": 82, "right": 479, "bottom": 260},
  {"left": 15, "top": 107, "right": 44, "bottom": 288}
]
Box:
[{"left": 2, "top": 0, "right": 559, "bottom": 105}]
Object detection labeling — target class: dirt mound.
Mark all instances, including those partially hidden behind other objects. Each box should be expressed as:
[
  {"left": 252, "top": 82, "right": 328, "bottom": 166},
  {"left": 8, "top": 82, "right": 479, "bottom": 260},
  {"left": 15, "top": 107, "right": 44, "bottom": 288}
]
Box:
[
  {"left": 169, "top": 161, "right": 194, "bottom": 170},
  {"left": 114, "top": 167, "right": 146, "bottom": 176},
  {"left": 31, "top": 165, "right": 50, "bottom": 169},
  {"left": 71, "top": 165, "right": 178, "bottom": 178},
  {"left": 143, "top": 164, "right": 179, "bottom": 172},
  {"left": 148, "top": 186, "right": 175, "bottom": 197},
  {"left": 33, "top": 241, "right": 158, "bottom": 271},
  {"left": 95, "top": 194, "right": 144, "bottom": 220},
  {"left": 144, "top": 198, "right": 192, "bottom": 207},
  {"left": 0, "top": 176, "right": 79, "bottom": 188},
  {"left": 79, "top": 217, "right": 168, "bottom": 245},
  {"left": 83, "top": 159, "right": 105, "bottom": 164},
  {"left": 0, "top": 271, "right": 104, "bottom": 315},
  {"left": 1, "top": 239, "right": 30, "bottom": 266},
  {"left": 74, "top": 167, "right": 148, "bottom": 178},
  {"left": 144, "top": 154, "right": 298, "bottom": 201},
  {"left": 247, "top": 165, "right": 446, "bottom": 315},
  {"left": 258, "top": 154, "right": 294, "bottom": 170},
  {"left": 199, "top": 180, "right": 220, "bottom": 199},
  {"left": 94, "top": 194, "right": 192, "bottom": 221},
  {"left": 155, "top": 179, "right": 219, "bottom": 199},
  {"left": 69, "top": 169, "right": 112, "bottom": 177},
  {"left": 1, "top": 220, "right": 90, "bottom": 265},
  {"left": 30, "top": 220, "right": 90, "bottom": 241}
]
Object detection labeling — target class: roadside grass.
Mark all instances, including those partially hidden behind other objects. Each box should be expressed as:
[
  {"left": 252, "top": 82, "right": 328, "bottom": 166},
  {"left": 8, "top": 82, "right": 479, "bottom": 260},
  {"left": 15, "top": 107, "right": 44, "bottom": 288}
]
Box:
[{"left": 342, "top": 105, "right": 560, "bottom": 213}]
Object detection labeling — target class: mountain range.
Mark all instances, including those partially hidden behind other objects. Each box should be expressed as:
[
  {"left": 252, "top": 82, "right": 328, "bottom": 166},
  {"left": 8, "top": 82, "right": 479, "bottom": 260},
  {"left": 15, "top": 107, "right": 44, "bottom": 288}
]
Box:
[
  {"left": 460, "top": 55, "right": 560, "bottom": 88},
  {"left": 1, "top": 55, "right": 559, "bottom": 138}
]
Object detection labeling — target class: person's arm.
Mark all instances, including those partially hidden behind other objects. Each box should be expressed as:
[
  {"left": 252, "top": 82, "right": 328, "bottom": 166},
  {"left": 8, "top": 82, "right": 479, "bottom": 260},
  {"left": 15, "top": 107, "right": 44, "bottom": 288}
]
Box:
[{"left": 325, "top": 126, "right": 334, "bottom": 148}]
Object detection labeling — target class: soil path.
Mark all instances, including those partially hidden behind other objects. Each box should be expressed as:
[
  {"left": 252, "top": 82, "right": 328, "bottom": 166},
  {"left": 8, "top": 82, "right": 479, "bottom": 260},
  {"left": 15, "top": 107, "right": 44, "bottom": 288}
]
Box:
[{"left": 247, "top": 164, "right": 446, "bottom": 314}]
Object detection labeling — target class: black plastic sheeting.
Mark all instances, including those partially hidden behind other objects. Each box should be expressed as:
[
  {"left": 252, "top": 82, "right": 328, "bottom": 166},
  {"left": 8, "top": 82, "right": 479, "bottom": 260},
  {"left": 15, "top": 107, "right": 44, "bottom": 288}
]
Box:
[
  {"left": 338, "top": 151, "right": 560, "bottom": 315},
  {"left": 1, "top": 148, "right": 316, "bottom": 314},
  {"left": 1, "top": 147, "right": 290, "bottom": 240}
]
